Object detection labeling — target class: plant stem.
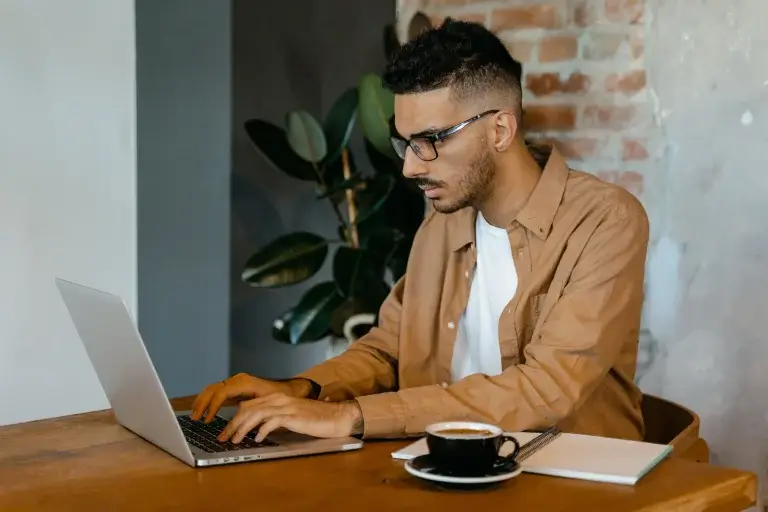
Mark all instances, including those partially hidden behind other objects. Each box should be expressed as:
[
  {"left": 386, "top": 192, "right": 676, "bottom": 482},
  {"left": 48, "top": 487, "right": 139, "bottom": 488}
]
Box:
[
  {"left": 311, "top": 161, "right": 351, "bottom": 245},
  {"left": 342, "top": 149, "right": 359, "bottom": 248}
]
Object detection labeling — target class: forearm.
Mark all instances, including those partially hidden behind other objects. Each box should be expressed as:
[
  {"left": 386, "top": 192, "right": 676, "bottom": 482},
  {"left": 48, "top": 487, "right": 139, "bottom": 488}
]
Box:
[
  {"left": 296, "top": 335, "right": 399, "bottom": 400},
  {"left": 353, "top": 373, "right": 558, "bottom": 439}
]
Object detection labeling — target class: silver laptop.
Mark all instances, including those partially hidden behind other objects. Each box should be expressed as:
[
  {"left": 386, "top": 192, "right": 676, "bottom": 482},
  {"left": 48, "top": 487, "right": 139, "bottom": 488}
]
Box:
[{"left": 55, "top": 277, "right": 363, "bottom": 467}]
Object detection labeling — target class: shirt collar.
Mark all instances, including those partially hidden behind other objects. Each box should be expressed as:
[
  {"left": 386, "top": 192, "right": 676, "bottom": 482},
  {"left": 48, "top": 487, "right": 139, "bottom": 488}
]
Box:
[{"left": 447, "top": 145, "right": 569, "bottom": 252}]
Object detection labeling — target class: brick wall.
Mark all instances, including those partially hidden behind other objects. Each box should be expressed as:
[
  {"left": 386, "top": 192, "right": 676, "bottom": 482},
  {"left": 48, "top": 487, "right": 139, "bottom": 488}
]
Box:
[{"left": 396, "top": 0, "right": 652, "bottom": 200}]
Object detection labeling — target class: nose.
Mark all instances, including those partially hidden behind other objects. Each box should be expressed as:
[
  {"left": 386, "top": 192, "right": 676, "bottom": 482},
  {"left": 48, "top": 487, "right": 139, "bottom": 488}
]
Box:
[{"left": 401, "top": 150, "right": 427, "bottom": 180}]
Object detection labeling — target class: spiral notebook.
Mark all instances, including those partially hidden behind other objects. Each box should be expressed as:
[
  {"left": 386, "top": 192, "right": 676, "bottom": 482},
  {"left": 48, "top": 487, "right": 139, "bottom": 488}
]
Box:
[{"left": 392, "top": 431, "right": 672, "bottom": 486}]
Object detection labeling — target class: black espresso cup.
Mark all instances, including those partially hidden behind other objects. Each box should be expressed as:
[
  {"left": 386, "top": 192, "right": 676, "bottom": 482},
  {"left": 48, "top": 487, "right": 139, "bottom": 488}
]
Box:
[{"left": 425, "top": 421, "right": 521, "bottom": 476}]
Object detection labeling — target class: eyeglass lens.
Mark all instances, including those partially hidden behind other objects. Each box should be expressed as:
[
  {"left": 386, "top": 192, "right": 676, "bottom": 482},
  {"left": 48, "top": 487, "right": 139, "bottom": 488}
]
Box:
[{"left": 390, "top": 137, "right": 437, "bottom": 161}]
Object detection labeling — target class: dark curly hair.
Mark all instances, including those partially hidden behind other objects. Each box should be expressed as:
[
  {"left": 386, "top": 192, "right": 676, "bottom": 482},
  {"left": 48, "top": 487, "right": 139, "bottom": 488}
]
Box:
[{"left": 382, "top": 18, "right": 523, "bottom": 116}]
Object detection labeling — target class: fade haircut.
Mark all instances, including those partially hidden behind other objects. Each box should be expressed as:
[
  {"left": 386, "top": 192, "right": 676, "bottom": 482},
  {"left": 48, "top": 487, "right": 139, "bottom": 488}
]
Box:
[{"left": 382, "top": 18, "right": 523, "bottom": 117}]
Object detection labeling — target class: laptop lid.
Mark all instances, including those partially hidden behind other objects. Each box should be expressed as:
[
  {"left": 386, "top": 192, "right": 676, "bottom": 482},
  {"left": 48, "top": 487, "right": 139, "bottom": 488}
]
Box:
[{"left": 55, "top": 278, "right": 195, "bottom": 466}]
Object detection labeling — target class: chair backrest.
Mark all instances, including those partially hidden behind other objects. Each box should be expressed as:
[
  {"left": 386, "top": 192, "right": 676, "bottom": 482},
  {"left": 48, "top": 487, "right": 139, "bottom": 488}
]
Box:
[{"left": 641, "top": 393, "right": 700, "bottom": 447}]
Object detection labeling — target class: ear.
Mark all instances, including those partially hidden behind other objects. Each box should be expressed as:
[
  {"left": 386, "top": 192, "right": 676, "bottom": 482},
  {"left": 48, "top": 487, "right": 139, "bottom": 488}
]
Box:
[
  {"left": 492, "top": 111, "right": 519, "bottom": 152},
  {"left": 408, "top": 11, "right": 432, "bottom": 41}
]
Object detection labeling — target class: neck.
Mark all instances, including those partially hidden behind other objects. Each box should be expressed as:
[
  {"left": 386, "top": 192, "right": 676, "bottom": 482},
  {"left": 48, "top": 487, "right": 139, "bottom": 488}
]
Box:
[{"left": 477, "top": 142, "right": 544, "bottom": 228}]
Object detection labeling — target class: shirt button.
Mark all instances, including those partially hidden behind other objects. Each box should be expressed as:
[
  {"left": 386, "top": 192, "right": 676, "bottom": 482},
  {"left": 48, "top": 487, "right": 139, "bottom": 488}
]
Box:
[
  {"left": 440, "top": 382, "right": 448, "bottom": 388},
  {"left": 518, "top": 249, "right": 524, "bottom": 257},
  {"left": 447, "top": 321, "right": 455, "bottom": 330},
  {"left": 464, "top": 270, "right": 469, "bottom": 278}
]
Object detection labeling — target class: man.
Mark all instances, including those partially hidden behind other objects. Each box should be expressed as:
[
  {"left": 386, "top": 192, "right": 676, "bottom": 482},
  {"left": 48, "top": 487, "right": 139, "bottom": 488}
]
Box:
[{"left": 191, "top": 19, "right": 649, "bottom": 445}]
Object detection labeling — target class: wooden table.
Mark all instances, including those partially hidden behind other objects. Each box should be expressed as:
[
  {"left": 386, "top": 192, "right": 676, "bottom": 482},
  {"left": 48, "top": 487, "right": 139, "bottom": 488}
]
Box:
[{"left": 0, "top": 398, "right": 756, "bottom": 511}]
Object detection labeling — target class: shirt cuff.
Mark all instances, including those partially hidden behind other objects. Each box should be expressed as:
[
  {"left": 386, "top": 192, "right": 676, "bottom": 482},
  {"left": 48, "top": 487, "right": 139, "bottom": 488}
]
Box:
[{"left": 354, "top": 392, "right": 407, "bottom": 438}]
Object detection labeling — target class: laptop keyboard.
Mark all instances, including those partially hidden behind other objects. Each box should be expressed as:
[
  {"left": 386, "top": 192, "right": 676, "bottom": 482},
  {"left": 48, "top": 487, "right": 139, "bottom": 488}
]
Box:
[{"left": 177, "top": 415, "right": 278, "bottom": 453}]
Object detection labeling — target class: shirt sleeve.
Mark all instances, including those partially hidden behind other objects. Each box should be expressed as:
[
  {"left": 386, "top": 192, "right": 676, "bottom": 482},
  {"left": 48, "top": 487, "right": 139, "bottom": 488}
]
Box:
[
  {"left": 295, "top": 276, "right": 404, "bottom": 402},
  {"left": 354, "top": 197, "right": 650, "bottom": 438}
]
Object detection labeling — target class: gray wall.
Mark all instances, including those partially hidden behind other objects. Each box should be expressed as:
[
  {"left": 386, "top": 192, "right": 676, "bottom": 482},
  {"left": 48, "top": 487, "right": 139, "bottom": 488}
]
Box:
[
  {"left": 0, "top": 0, "right": 136, "bottom": 425},
  {"left": 135, "top": 0, "right": 231, "bottom": 397},
  {"left": 635, "top": 1, "right": 768, "bottom": 506},
  {"left": 230, "top": 0, "right": 396, "bottom": 378}
]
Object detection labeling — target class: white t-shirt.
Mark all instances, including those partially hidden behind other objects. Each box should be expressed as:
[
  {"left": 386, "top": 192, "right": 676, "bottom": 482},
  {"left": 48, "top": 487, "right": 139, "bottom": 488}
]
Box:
[{"left": 450, "top": 212, "right": 518, "bottom": 382}]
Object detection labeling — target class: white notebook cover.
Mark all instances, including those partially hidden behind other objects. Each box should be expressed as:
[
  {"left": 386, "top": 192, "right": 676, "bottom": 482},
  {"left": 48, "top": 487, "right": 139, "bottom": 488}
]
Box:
[{"left": 392, "top": 431, "right": 672, "bottom": 485}]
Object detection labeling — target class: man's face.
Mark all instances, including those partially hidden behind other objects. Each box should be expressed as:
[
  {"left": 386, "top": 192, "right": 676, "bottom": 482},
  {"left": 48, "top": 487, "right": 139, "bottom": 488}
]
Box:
[{"left": 393, "top": 88, "right": 496, "bottom": 214}]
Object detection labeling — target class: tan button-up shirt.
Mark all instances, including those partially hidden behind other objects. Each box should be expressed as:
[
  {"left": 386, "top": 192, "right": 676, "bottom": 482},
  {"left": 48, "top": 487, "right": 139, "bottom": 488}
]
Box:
[{"left": 298, "top": 146, "right": 649, "bottom": 441}]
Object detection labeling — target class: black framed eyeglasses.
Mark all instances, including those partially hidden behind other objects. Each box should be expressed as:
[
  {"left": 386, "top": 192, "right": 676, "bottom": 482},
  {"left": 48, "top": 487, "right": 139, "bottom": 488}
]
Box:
[{"left": 389, "top": 109, "right": 500, "bottom": 161}]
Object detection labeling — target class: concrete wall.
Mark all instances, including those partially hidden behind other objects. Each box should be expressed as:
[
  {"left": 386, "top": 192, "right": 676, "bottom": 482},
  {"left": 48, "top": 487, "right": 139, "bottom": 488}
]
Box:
[
  {"left": 0, "top": 0, "right": 137, "bottom": 425},
  {"left": 135, "top": 0, "right": 231, "bottom": 398},
  {"left": 638, "top": 1, "right": 768, "bottom": 507},
  {"left": 230, "top": 0, "right": 396, "bottom": 378}
]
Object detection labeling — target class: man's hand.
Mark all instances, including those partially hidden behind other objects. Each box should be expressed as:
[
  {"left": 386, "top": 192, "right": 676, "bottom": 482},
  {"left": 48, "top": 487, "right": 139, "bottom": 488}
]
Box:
[
  {"left": 217, "top": 394, "right": 364, "bottom": 444},
  {"left": 190, "top": 373, "right": 316, "bottom": 423}
]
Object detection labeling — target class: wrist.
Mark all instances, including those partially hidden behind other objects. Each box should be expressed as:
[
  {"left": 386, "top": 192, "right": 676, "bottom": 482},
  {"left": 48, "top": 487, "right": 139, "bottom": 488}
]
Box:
[{"left": 285, "top": 378, "right": 316, "bottom": 399}]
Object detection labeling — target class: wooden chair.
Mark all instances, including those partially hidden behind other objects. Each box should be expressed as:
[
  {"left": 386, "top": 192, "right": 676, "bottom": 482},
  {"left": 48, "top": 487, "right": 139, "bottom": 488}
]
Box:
[{"left": 641, "top": 393, "right": 710, "bottom": 463}]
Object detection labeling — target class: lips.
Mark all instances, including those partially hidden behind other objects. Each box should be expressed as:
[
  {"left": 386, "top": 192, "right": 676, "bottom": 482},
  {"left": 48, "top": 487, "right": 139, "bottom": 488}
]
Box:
[{"left": 419, "top": 185, "right": 441, "bottom": 199}]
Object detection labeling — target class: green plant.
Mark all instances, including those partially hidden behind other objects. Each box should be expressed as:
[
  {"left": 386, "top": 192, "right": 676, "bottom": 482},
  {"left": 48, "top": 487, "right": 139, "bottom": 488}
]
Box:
[{"left": 240, "top": 42, "right": 425, "bottom": 346}]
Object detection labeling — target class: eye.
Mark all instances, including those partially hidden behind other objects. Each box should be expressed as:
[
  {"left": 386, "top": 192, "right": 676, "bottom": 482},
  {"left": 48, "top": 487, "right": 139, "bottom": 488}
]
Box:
[{"left": 411, "top": 138, "right": 432, "bottom": 152}]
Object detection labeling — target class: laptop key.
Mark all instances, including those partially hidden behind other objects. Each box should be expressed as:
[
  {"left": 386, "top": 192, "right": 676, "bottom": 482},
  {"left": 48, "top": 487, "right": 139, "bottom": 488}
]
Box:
[
  {"left": 185, "top": 435, "right": 215, "bottom": 453},
  {"left": 177, "top": 415, "right": 278, "bottom": 452}
]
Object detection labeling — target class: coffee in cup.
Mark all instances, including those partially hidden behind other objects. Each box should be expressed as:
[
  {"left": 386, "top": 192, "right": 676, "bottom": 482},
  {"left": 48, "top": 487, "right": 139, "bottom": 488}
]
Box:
[{"left": 425, "top": 421, "right": 520, "bottom": 475}]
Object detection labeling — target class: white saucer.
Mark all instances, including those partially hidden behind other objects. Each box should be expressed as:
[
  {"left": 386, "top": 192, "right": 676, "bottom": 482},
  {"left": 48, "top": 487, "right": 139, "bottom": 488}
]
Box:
[{"left": 404, "top": 455, "right": 523, "bottom": 486}]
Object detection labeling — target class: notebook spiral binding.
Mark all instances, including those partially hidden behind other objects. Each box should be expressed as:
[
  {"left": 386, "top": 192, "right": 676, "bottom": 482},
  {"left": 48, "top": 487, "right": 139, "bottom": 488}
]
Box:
[{"left": 516, "top": 426, "right": 562, "bottom": 463}]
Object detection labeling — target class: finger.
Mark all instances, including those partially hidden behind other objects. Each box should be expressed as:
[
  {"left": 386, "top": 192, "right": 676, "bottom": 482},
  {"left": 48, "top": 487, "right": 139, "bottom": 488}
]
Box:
[
  {"left": 219, "top": 405, "right": 278, "bottom": 443},
  {"left": 219, "top": 397, "right": 293, "bottom": 441},
  {"left": 190, "top": 385, "right": 218, "bottom": 420},
  {"left": 224, "top": 408, "right": 271, "bottom": 444},
  {"left": 232, "top": 413, "right": 275, "bottom": 444},
  {"left": 217, "top": 409, "right": 245, "bottom": 442},
  {"left": 204, "top": 385, "right": 230, "bottom": 423},
  {"left": 190, "top": 393, "right": 207, "bottom": 420},
  {"left": 254, "top": 415, "right": 289, "bottom": 443}
]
